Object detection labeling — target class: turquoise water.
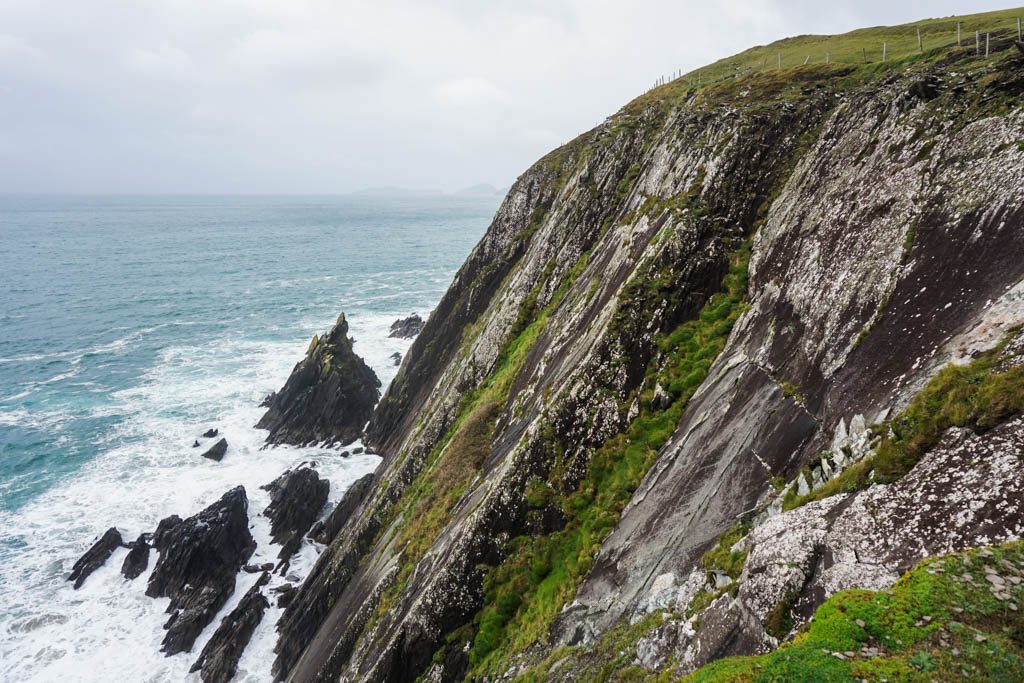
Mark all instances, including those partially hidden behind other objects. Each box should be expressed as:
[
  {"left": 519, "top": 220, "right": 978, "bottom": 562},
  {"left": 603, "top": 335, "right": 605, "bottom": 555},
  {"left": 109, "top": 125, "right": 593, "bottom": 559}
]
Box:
[
  {"left": 0, "top": 194, "right": 494, "bottom": 510},
  {"left": 0, "top": 194, "right": 496, "bottom": 681}
]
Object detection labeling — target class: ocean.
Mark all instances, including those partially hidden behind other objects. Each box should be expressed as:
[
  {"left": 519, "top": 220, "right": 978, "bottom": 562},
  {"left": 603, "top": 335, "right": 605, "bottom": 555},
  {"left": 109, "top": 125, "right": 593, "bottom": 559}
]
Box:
[{"left": 0, "top": 193, "right": 497, "bottom": 681}]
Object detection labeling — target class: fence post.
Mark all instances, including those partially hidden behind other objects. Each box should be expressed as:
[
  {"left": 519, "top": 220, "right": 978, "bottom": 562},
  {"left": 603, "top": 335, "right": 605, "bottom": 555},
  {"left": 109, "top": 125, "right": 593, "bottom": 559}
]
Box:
[
  {"left": 957, "top": 22, "right": 961, "bottom": 47},
  {"left": 917, "top": 27, "right": 922, "bottom": 53},
  {"left": 986, "top": 33, "right": 990, "bottom": 58},
  {"left": 976, "top": 30, "right": 980, "bottom": 55},
  {"left": 863, "top": 47, "right": 867, "bottom": 63},
  {"left": 826, "top": 49, "right": 830, "bottom": 65},
  {"left": 883, "top": 42, "right": 887, "bottom": 62},
  {"left": 778, "top": 52, "right": 781, "bottom": 70},
  {"left": 1019, "top": 17, "right": 1022, "bottom": 41}
]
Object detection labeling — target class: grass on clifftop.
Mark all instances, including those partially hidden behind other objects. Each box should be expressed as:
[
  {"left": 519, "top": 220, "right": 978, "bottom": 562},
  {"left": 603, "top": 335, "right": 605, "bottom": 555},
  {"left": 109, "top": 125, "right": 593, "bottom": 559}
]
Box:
[
  {"left": 641, "top": 7, "right": 1023, "bottom": 96},
  {"left": 684, "top": 541, "right": 1024, "bottom": 682}
]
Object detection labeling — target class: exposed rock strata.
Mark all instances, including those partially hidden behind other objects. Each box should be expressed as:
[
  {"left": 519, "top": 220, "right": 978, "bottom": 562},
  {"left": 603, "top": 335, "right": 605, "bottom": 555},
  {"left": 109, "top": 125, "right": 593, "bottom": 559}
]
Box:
[
  {"left": 275, "top": 37, "right": 1024, "bottom": 683},
  {"left": 146, "top": 486, "right": 255, "bottom": 655},
  {"left": 258, "top": 313, "right": 380, "bottom": 446}
]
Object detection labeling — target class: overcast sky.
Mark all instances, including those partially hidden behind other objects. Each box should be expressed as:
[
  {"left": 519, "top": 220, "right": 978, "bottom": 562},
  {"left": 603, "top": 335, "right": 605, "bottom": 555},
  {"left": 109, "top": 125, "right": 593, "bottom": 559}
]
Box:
[{"left": 0, "top": 0, "right": 1012, "bottom": 194}]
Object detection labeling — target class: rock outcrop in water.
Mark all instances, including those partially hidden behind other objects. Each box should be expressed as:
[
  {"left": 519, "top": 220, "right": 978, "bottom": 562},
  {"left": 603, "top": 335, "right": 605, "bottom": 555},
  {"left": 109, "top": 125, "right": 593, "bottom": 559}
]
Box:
[
  {"left": 68, "top": 527, "right": 123, "bottom": 589},
  {"left": 272, "top": 12, "right": 1024, "bottom": 682},
  {"left": 190, "top": 571, "right": 271, "bottom": 683},
  {"left": 120, "top": 533, "right": 151, "bottom": 580},
  {"left": 199, "top": 437, "right": 228, "bottom": 461},
  {"left": 261, "top": 466, "right": 330, "bottom": 564},
  {"left": 146, "top": 486, "right": 255, "bottom": 655},
  {"left": 257, "top": 313, "right": 380, "bottom": 446},
  {"left": 388, "top": 314, "right": 425, "bottom": 339}
]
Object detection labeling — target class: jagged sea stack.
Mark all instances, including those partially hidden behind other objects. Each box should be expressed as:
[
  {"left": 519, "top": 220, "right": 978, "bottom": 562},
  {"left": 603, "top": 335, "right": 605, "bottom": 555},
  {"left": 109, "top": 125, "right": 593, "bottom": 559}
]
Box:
[{"left": 257, "top": 313, "right": 380, "bottom": 446}]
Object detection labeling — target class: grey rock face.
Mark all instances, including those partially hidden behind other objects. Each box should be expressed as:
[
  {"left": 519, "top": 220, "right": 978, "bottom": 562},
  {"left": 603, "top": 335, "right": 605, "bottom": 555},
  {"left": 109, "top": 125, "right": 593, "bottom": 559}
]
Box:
[
  {"left": 631, "top": 416, "right": 1024, "bottom": 674},
  {"left": 276, "top": 55, "right": 1024, "bottom": 683},
  {"left": 257, "top": 313, "right": 380, "bottom": 447}
]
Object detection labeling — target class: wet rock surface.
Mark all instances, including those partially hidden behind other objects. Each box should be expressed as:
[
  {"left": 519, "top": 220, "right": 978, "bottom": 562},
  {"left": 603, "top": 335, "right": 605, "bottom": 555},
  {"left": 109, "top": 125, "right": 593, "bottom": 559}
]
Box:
[
  {"left": 68, "top": 527, "right": 123, "bottom": 589},
  {"left": 146, "top": 486, "right": 255, "bottom": 655},
  {"left": 200, "top": 437, "right": 228, "bottom": 461},
  {"left": 308, "top": 472, "right": 374, "bottom": 546},
  {"left": 190, "top": 572, "right": 271, "bottom": 683},
  {"left": 388, "top": 314, "right": 425, "bottom": 339},
  {"left": 261, "top": 466, "right": 330, "bottom": 563},
  {"left": 120, "top": 534, "right": 151, "bottom": 580},
  {"left": 257, "top": 313, "right": 380, "bottom": 447}
]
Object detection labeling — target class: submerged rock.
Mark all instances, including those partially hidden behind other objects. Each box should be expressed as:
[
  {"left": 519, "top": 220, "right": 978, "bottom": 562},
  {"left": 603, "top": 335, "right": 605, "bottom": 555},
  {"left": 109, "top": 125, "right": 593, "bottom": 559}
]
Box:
[
  {"left": 68, "top": 527, "right": 123, "bottom": 589},
  {"left": 261, "top": 467, "right": 330, "bottom": 563},
  {"left": 120, "top": 534, "right": 151, "bottom": 580},
  {"left": 190, "top": 572, "right": 271, "bottom": 683},
  {"left": 146, "top": 486, "right": 255, "bottom": 655},
  {"left": 256, "top": 313, "right": 380, "bottom": 447},
  {"left": 390, "top": 351, "right": 402, "bottom": 366},
  {"left": 202, "top": 428, "right": 219, "bottom": 438},
  {"left": 308, "top": 473, "right": 374, "bottom": 545},
  {"left": 388, "top": 314, "right": 424, "bottom": 339},
  {"left": 200, "top": 438, "right": 228, "bottom": 461}
]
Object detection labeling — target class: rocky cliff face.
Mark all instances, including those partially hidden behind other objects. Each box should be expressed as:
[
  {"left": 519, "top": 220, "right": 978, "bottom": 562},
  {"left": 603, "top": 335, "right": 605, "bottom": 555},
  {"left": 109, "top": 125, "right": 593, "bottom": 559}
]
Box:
[{"left": 275, "top": 23, "right": 1024, "bottom": 683}]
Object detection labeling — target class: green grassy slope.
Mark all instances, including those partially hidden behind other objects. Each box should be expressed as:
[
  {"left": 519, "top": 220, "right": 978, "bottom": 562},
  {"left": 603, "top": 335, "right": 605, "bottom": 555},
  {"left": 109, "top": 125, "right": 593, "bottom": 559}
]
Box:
[{"left": 664, "top": 7, "right": 1024, "bottom": 88}]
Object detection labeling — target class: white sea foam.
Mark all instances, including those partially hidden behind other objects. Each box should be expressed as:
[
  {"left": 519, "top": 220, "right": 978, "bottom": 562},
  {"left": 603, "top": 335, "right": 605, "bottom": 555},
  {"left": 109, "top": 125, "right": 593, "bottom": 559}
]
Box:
[{"left": 0, "top": 312, "right": 417, "bottom": 682}]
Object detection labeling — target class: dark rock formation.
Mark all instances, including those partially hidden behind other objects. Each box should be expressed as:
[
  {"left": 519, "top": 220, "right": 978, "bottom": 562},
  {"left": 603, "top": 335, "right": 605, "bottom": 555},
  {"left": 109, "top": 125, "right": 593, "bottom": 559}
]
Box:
[
  {"left": 274, "top": 583, "right": 297, "bottom": 609},
  {"left": 193, "top": 440, "right": 201, "bottom": 448},
  {"left": 261, "top": 467, "right": 330, "bottom": 564},
  {"left": 146, "top": 486, "right": 255, "bottom": 655},
  {"left": 243, "top": 562, "right": 274, "bottom": 574},
  {"left": 190, "top": 572, "right": 271, "bottom": 683},
  {"left": 390, "top": 352, "right": 402, "bottom": 366},
  {"left": 257, "top": 313, "right": 380, "bottom": 446},
  {"left": 120, "top": 534, "right": 151, "bottom": 580},
  {"left": 200, "top": 438, "right": 228, "bottom": 461},
  {"left": 203, "top": 428, "right": 219, "bottom": 438},
  {"left": 152, "top": 514, "right": 182, "bottom": 548},
  {"left": 68, "top": 527, "right": 123, "bottom": 589},
  {"left": 308, "top": 473, "right": 374, "bottom": 545},
  {"left": 259, "top": 392, "right": 276, "bottom": 408},
  {"left": 388, "top": 314, "right": 425, "bottom": 339}
]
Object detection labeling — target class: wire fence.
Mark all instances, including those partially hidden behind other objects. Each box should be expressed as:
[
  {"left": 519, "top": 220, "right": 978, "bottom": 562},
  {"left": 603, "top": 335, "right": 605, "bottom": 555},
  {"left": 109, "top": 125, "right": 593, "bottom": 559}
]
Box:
[{"left": 646, "top": 12, "right": 1024, "bottom": 93}]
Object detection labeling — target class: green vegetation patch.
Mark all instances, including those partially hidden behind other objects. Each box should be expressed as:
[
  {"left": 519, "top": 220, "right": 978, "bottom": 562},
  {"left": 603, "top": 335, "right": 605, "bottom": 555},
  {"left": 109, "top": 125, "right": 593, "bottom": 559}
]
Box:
[
  {"left": 683, "top": 540, "right": 1024, "bottom": 682},
  {"left": 466, "top": 239, "right": 753, "bottom": 675},
  {"left": 785, "top": 330, "right": 1024, "bottom": 511}
]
